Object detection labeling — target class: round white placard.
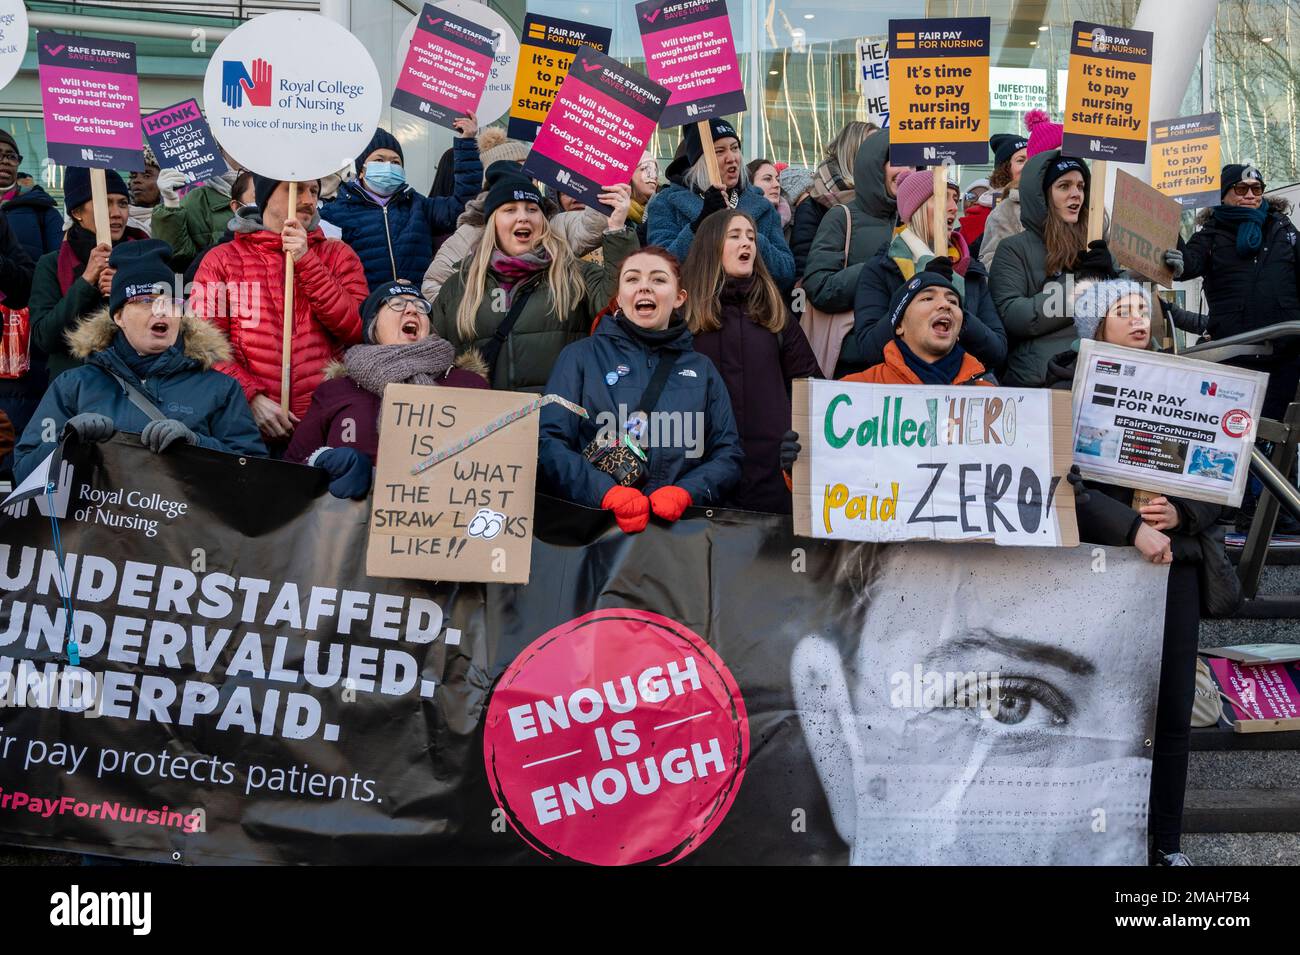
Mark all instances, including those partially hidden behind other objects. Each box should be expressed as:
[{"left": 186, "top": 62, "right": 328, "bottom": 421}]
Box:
[{"left": 397, "top": 0, "right": 519, "bottom": 125}]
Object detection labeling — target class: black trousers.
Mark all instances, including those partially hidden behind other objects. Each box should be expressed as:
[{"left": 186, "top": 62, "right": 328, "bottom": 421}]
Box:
[{"left": 1149, "top": 561, "right": 1201, "bottom": 854}]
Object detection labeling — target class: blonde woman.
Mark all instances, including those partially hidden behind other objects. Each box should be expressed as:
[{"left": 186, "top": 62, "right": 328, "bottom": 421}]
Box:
[
  {"left": 429, "top": 166, "right": 637, "bottom": 391},
  {"left": 790, "top": 120, "right": 877, "bottom": 276}
]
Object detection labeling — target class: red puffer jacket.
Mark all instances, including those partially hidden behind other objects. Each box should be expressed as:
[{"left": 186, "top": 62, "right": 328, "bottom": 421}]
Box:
[{"left": 190, "top": 217, "right": 368, "bottom": 419}]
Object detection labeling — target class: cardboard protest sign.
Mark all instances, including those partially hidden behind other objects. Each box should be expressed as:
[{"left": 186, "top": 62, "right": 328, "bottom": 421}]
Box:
[
  {"left": 1151, "top": 112, "right": 1222, "bottom": 209},
  {"left": 523, "top": 48, "right": 668, "bottom": 214},
  {"left": 635, "top": 0, "right": 746, "bottom": 128},
  {"left": 368, "top": 384, "right": 540, "bottom": 584},
  {"left": 507, "top": 13, "right": 612, "bottom": 141},
  {"left": 1063, "top": 22, "right": 1153, "bottom": 163},
  {"left": 792, "top": 379, "right": 1077, "bottom": 546},
  {"left": 1205, "top": 658, "right": 1300, "bottom": 733},
  {"left": 856, "top": 37, "right": 889, "bottom": 128},
  {"left": 887, "top": 17, "right": 990, "bottom": 166},
  {"left": 393, "top": 2, "right": 498, "bottom": 130},
  {"left": 0, "top": 0, "right": 29, "bottom": 91},
  {"left": 38, "top": 32, "right": 144, "bottom": 171},
  {"left": 1109, "top": 169, "right": 1182, "bottom": 286},
  {"left": 1070, "top": 340, "right": 1268, "bottom": 507},
  {"left": 143, "top": 99, "right": 228, "bottom": 186},
  {"left": 203, "top": 11, "right": 381, "bottom": 181}
]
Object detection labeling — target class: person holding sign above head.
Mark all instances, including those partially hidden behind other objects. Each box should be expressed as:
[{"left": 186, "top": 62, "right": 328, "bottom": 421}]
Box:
[
  {"left": 682, "top": 209, "right": 822, "bottom": 514},
  {"left": 538, "top": 247, "right": 741, "bottom": 533},
  {"left": 979, "top": 110, "right": 1060, "bottom": 268},
  {"left": 28, "top": 167, "right": 151, "bottom": 381},
  {"left": 12, "top": 240, "right": 265, "bottom": 484},
  {"left": 127, "top": 145, "right": 161, "bottom": 235},
  {"left": 646, "top": 118, "right": 795, "bottom": 291},
  {"left": 285, "top": 282, "right": 487, "bottom": 498},
  {"left": 1045, "top": 278, "right": 1219, "bottom": 867},
  {"left": 429, "top": 166, "right": 638, "bottom": 393},
  {"left": 189, "top": 174, "right": 368, "bottom": 449},
  {"left": 852, "top": 170, "right": 1006, "bottom": 374},
  {"left": 1169, "top": 163, "right": 1300, "bottom": 423},
  {"left": 153, "top": 153, "right": 245, "bottom": 273},
  {"left": 321, "top": 120, "right": 482, "bottom": 290},
  {"left": 802, "top": 130, "right": 914, "bottom": 376},
  {"left": 988, "top": 150, "right": 1104, "bottom": 387}
]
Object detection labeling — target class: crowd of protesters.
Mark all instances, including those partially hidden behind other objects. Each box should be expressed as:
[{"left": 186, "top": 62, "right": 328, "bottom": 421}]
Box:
[{"left": 0, "top": 103, "right": 1297, "bottom": 868}]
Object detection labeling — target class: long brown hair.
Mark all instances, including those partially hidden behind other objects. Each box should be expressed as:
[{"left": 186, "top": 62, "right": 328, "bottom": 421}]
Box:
[
  {"left": 682, "top": 210, "right": 786, "bottom": 335},
  {"left": 1043, "top": 175, "right": 1090, "bottom": 275}
]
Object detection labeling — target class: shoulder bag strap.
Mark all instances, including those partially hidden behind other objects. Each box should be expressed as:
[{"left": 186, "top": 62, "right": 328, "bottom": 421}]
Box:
[
  {"left": 636, "top": 350, "right": 680, "bottom": 415},
  {"left": 479, "top": 282, "right": 537, "bottom": 378},
  {"left": 100, "top": 367, "right": 167, "bottom": 422}
]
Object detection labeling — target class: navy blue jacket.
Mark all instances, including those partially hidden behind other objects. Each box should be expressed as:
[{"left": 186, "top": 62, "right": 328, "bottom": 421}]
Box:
[
  {"left": 321, "top": 136, "right": 481, "bottom": 289},
  {"left": 852, "top": 247, "right": 1008, "bottom": 374},
  {"left": 539, "top": 314, "right": 743, "bottom": 508},
  {"left": 13, "top": 310, "right": 265, "bottom": 483},
  {"left": 2, "top": 185, "right": 63, "bottom": 262}
]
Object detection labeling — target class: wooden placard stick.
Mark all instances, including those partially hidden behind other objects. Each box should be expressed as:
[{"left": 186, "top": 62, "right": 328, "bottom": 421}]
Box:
[
  {"left": 931, "top": 164, "right": 947, "bottom": 256},
  {"left": 698, "top": 120, "right": 723, "bottom": 189},
  {"left": 280, "top": 179, "right": 297, "bottom": 411},
  {"left": 89, "top": 168, "right": 112, "bottom": 246},
  {"left": 1087, "top": 159, "right": 1107, "bottom": 243}
]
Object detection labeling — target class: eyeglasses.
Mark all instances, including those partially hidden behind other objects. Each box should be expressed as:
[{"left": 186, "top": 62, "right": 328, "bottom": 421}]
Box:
[
  {"left": 127, "top": 295, "right": 185, "bottom": 317},
  {"left": 1232, "top": 182, "right": 1265, "bottom": 197},
  {"left": 0, "top": 151, "right": 21, "bottom": 165},
  {"left": 384, "top": 295, "right": 431, "bottom": 314}
]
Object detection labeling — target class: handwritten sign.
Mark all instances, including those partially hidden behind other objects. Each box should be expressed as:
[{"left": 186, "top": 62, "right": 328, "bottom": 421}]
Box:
[
  {"left": 887, "top": 17, "right": 990, "bottom": 166},
  {"left": 856, "top": 37, "right": 889, "bottom": 128},
  {"left": 38, "top": 31, "right": 144, "bottom": 171},
  {"left": 507, "top": 13, "right": 612, "bottom": 141},
  {"left": 1063, "top": 21, "right": 1153, "bottom": 163},
  {"left": 523, "top": 47, "right": 668, "bottom": 215},
  {"left": 143, "top": 98, "right": 227, "bottom": 185},
  {"left": 1151, "top": 112, "right": 1221, "bottom": 209},
  {"left": 635, "top": 0, "right": 746, "bottom": 128},
  {"left": 368, "top": 384, "right": 539, "bottom": 584},
  {"left": 392, "top": 2, "right": 498, "bottom": 130},
  {"left": 1109, "top": 170, "right": 1182, "bottom": 287},
  {"left": 792, "top": 379, "right": 1077, "bottom": 546},
  {"left": 1070, "top": 340, "right": 1267, "bottom": 508}
]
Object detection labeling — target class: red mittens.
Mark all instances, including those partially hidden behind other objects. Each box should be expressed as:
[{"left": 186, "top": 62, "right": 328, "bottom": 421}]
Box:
[
  {"left": 601, "top": 486, "right": 650, "bottom": 534},
  {"left": 648, "top": 486, "right": 692, "bottom": 523}
]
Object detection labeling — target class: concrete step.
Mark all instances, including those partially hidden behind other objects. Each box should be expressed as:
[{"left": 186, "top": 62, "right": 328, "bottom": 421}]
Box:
[
  {"left": 1183, "top": 787, "right": 1300, "bottom": 833},
  {"left": 1187, "top": 730, "right": 1300, "bottom": 791},
  {"left": 1180, "top": 832, "right": 1300, "bottom": 864}
]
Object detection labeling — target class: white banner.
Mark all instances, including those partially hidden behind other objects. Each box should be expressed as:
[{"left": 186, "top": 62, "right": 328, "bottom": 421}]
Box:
[
  {"left": 856, "top": 37, "right": 889, "bottom": 128},
  {"left": 792, "top": 379, "right": 1077, "bottom": 546},
  {"left": 1070, "top": 340, "right": 1268, "bottom": 507}
]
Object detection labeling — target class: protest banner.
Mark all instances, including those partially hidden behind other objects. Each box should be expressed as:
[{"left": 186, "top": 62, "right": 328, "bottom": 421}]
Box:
[
  {"left": 791, "top": 379, "right": 1077, "bottom": 546},
  {"left": 0, "top": 0, "right": 28, "bottom": 91},
  {"left": 393, "top": 2, "right": 498, "bottom": 130},
  {"left": 368, "top": 385, "right": 543, "bottom": 584},
  {"left": 1063, "top": 21, "right": 1153, "bottom": 164},
  {"left": 0, "top": 438, "right": 1164, "bottom": 865},
  {"left": 887, "top": 17, "right": 990, "bottom": 167},
  {"left": 856, "top": 36, "right": 889, "bottom": 128},
  {"left": 1151, "top": 112, "right": 1222, "bottom": 209},
  {"left": 1205, "top": 658, "right": 1300, "bottom": 733},
  {"left": 1109, "top": 169, "right": 1182, "bottom": 286},
  {"left": 636, "top": 0, "right": 746, "bottom": 188},
  {"left": 507, "top": 13, "right": 612, "bottom": 141},
  {"left": 203, "top": 11, "right": 381, "bottom": 411},
  {"left": 142, "top": 99, "right": 227, "bottom": 187},
  {"left": 38, "top": 31, "right": 144, "bottom": 243},
  {"left": 1070, "top": 339, "right": 1268, "bottom": 507},
  {"left": 522, "top": 48, "right": 668, "bottom": 214}
]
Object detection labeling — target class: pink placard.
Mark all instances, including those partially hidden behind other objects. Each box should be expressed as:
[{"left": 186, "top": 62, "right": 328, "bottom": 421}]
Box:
[
  {"left": 1209, "top": 658, "right": 1300, "bottom": 722},
  {"left": 531, "top": 76, "right": 660, "bottom": 185}
]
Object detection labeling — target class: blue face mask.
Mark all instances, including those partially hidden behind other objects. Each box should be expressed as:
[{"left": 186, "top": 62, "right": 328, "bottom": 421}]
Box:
[{"left": 364, "top": 161, "right": 406, "bottom": 196}]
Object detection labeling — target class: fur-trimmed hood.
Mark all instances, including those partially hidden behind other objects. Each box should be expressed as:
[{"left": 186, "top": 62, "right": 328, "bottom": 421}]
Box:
[
  {"left": 1195, "top": 194, "right": 1290, "bottom": 226},
  {"left": 64, "top": 307, "right": 232, "bottom": 368},
  {"left": 323, "top": 349, "right": 489, "bottom": 383}
]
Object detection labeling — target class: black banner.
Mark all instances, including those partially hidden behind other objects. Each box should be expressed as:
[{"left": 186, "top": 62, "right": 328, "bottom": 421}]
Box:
[{"left": 0, "top": 439, "right": 1165, "bottom": 865}]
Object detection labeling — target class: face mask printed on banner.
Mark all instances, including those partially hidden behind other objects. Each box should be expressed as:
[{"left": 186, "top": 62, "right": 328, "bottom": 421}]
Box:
[{"left": 364, "top": 161, "right": 407, "bottom": 196}]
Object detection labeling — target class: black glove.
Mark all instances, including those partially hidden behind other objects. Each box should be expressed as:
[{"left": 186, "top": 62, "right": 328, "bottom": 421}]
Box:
[
  {"left": 316, "top": 447, "right": 373, "bottom": 500},
  {"left": 1071, "top": 239, "right": 1118, "bottom": 280},
  {"left": 779, "top": 430, "right": 801, "bottom": 473},
  {"left": 691, "top": 186, "right": 729, "bottom": 231},
  {"left": 1066, "top": 464, "right": 1091, "bottom": 506},
  {"left": 141, "top": 418, "right": 197, "bottom": 453},
  {"left": 64, "top": 413, "right": 115, "bottom": 443}
]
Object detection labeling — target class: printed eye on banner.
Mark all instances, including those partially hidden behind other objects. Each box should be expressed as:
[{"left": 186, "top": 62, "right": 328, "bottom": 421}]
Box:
[{"left": 483, "top": 608, "right": 749, "bottom": 866}]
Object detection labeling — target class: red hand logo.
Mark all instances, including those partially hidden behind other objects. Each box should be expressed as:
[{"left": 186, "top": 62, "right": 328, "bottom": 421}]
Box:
[{"left": 241, "top": 58, "right": 273, "bottom": 107}]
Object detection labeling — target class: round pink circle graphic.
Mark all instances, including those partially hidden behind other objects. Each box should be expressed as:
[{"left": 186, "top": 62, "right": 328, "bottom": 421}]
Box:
[
  {"left": 483, "top": 609, "right": 748, "bottom": 865},
  {"left": 1222, "top": 408, "right": 1252, "bottom": 438}
]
